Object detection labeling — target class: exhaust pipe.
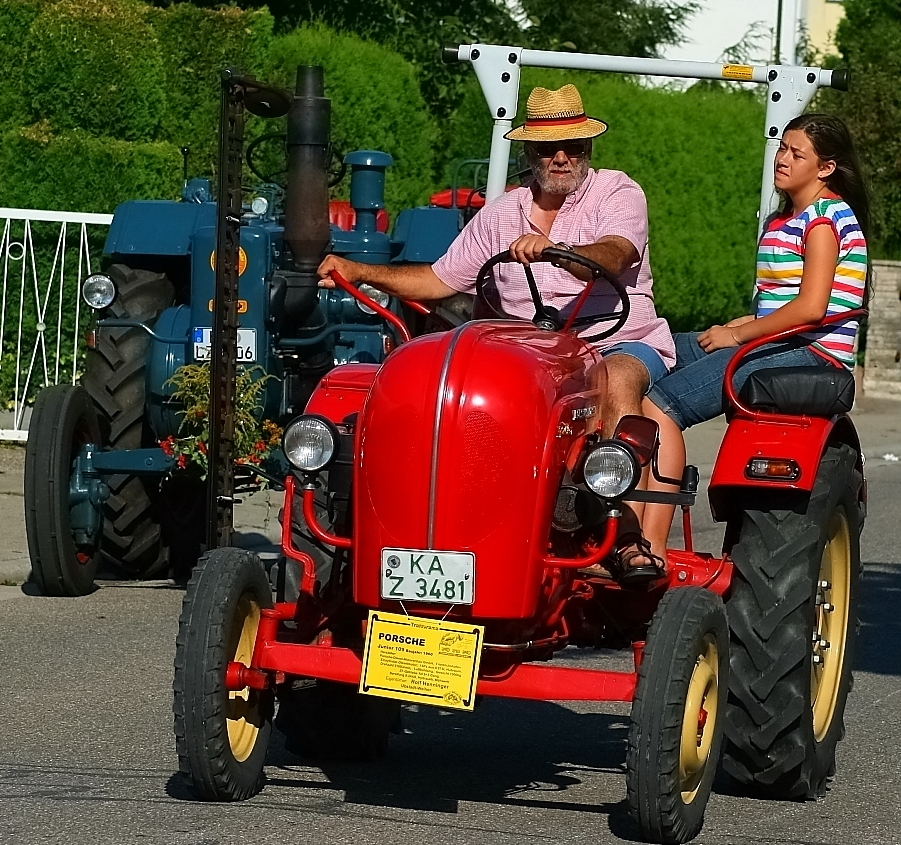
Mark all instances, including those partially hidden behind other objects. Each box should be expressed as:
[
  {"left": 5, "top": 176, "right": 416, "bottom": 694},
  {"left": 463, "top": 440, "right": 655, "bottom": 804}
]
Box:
[{"left": 278, "top": 65, "right": 331, "bottom": 331}]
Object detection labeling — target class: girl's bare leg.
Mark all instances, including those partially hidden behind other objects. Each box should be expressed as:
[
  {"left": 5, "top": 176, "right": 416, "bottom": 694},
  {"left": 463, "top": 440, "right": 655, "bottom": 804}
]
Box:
[{"left": 641, "top": 398, "right": 686, "bottom": 564}]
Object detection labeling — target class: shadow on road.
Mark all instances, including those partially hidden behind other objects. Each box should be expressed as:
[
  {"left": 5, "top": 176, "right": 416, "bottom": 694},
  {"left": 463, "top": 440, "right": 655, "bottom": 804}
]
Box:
[
  {"left": 262, "top": 696, "right": 644, "bottom": 838},
  {"left": 855, "top": 561, "right": 901, "bottom": 677}
]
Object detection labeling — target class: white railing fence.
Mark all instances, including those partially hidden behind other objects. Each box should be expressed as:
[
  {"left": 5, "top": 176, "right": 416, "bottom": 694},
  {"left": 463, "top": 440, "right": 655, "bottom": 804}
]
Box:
[{"left": 0, "top": 208, "right": 113, "bottom": 442}]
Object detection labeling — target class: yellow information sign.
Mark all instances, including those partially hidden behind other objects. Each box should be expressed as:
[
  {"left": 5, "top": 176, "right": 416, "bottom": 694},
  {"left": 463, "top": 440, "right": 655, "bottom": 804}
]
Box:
[
  {"left": 722, "top": 64, "right": 754, "bottom": 81},
  {"left": 359, "top": 611, "right": 484, "bottom": 711}
]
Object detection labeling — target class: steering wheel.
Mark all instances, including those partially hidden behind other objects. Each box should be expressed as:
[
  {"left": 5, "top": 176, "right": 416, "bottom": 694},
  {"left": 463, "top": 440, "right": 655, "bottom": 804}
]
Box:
[
  {"left": 474, "top": 247, "right": 630, "bottom": 343},
  {"left": 246, "top": 134, "right": 347, "bottom": 187}
]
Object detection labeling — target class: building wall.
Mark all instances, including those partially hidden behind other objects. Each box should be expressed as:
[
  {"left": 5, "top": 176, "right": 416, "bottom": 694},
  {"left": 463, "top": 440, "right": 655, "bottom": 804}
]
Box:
[
  {"left": 804, "top": 0, "right": 846, "bottom": 56},
  {"left": 862, "top": 260, "right": 901, "bottom": 399}
]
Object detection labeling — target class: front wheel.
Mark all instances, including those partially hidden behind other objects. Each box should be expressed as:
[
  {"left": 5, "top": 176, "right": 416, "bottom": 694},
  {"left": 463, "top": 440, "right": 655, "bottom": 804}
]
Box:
[
  {"left": 25, "top": 385, "right": 103, "bottom": 596},
  {"left": 626, "top": 587, "right": 729, "bottom": 844},
  {"left": 81, "top": 263, "right": 175, "bottom": 578},
  {"left": 173, "top": 547, "right": 274, "bottom": 801},
  {"left": 723, "top": 443, "right": 862, "bottom": 799}
]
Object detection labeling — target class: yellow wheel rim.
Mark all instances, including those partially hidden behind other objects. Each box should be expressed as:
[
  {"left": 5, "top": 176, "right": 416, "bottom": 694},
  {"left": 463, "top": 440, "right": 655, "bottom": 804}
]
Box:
[
  {"left": 226, "top": 594, "right": 263, "bottom": 762},
  {"left": 679, "top": 634, "right": 720, "bottom": 803},
  {"left": 811, "top": 511, "right": 851, "bottom": 742}
]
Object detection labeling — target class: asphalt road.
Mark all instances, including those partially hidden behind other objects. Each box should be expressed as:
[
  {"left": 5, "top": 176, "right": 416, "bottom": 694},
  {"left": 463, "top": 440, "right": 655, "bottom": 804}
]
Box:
[{"left": 1, "top": 397, "right": 900, "bottom": 845}]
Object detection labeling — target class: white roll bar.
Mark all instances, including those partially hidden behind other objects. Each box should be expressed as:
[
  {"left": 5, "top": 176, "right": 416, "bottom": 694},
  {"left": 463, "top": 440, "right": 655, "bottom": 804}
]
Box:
[{"left": 445, "top": 44, "right": 848, "bottom": 236}]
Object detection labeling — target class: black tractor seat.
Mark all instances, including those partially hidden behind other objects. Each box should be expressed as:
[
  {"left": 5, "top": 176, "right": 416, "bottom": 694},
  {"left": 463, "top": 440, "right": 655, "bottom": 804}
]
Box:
[{"left": 738, "top": 366, "right": 855, "bottom": 416}]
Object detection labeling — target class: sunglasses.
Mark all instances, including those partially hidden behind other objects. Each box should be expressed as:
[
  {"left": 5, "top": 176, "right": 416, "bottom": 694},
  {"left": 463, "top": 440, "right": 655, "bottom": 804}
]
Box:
[{"left": 529, "top": 141, "right": 589, "bottom": 158}]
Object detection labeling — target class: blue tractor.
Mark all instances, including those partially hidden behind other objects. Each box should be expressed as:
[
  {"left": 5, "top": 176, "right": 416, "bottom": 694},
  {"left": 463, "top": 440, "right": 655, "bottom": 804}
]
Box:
[{"left": 23, "top": 66, "right": 466, "bottom": 596}]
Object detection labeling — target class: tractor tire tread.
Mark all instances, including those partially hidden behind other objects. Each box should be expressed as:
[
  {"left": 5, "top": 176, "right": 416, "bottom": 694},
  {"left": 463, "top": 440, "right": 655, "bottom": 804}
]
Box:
[
  {"left": 723, "top": 443, "right": 861, "bottom": 800},
  {"left": 173, "top": 547, "right": 273, "bottom": 801}
]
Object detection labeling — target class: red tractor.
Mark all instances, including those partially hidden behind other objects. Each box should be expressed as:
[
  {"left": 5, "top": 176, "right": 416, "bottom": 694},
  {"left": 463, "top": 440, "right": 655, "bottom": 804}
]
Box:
[{"left": 173, "top": 248, "right": 865, "bottom": 845}]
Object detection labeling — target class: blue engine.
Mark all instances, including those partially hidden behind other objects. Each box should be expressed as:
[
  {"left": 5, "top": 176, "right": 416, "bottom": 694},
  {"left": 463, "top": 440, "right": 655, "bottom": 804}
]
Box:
[{"left": 102, "top": 150, "right": 464, "bottom": 442}]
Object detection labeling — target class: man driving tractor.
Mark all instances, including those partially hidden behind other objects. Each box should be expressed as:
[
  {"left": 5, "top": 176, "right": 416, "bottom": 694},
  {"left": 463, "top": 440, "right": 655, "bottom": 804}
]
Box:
[{"left": 317, "top": 83, "right": 674, "bottom": 580}]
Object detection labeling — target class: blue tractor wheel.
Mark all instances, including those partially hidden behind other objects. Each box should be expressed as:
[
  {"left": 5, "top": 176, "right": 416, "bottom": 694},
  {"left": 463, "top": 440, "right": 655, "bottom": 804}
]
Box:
[{"left": 81, "top": 263, "right": 175, "bottom": 577}]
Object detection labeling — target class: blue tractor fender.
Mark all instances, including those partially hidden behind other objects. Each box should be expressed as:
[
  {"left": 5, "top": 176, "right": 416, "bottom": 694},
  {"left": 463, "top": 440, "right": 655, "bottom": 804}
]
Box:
[{"left": 105, "top": 200, "right": 217, "bottom": 257}]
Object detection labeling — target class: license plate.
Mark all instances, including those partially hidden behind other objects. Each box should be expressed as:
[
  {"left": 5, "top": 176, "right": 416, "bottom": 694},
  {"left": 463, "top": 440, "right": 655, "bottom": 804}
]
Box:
[
  {"left": 381, "top": 548, "right": 475, "bottom": 605},
  {"left": 192, "top": 328, "right": 256, "bottom": 362}
]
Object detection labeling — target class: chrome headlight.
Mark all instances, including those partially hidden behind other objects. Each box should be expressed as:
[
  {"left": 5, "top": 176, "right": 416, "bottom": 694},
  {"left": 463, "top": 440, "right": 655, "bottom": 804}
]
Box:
[
  {"left": 250, "top": 195, "right": 269, "bottom": 216},
  {"left": 356, "top": 284, "right": 390, "bottom": 315},
  {"left": 583, "top": 442, "right": 639, "bottom": 499},
  {"left": 282, "top": 415, "right": 339, "bottom": 472},
  {"left": 81, "top": 273, "right": 116, "bottom": 309}
]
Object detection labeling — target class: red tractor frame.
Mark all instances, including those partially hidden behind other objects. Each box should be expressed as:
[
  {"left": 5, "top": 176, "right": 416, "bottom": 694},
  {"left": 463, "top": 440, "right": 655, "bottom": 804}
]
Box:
[{"left": 173, "top": 239, "right": 865, "bottom": 844}]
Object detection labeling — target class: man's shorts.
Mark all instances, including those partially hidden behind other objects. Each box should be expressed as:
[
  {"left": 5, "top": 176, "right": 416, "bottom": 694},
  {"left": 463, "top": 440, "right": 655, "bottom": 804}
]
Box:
[{"left": 602, "top": 341, "right": 669, "bottom": 394}]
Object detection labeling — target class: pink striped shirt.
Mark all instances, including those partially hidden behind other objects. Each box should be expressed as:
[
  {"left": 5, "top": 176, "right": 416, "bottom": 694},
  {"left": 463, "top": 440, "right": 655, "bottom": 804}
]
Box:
[{"left": 432, "top": 168, "right": 675, "bottom": 368}]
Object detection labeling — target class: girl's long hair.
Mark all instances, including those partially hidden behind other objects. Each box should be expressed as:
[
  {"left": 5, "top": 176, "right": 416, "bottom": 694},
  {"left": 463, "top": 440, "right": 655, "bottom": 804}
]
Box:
[{"left": 782, "top": 113, "right": 871, "bottom": 238}]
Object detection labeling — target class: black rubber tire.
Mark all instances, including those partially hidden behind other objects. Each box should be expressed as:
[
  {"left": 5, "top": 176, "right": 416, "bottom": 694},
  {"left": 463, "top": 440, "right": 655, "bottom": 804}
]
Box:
[
  {"left": 626, "top": 587, "right": 729, "bottom": 845},
  {"left": 81, "top": 263, "right": 174, "bottom": 578},
  {"left": 723, "top": 443, "right": 862, "bottom": 799},
  {"left": 173, "top": 547, "right": 274, "bottom": 801},
  {"left": 25, "top": 385, "right": 102, "bottom": 596}
]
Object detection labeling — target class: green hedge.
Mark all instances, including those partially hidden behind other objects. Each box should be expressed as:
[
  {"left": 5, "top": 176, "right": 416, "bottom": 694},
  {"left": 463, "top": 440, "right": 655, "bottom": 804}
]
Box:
[
  {"left": 266, "top": 24, "right": 439, "bottom": 213},
  {"left": 0, "top": 0, "right": 44, "bottom": 132},
  {"left": 149, "top": 4, "right": 275, "bottom": 176},
  {"left": 443, "top": 69, "right": 765, "bottom": 331},
  {"left": 25, "top": 0, "right": 166, "bottom": 142},
  {"left": 0, "top": 124, "right": 181, "bottom": 212},
  {"left": 1, "top": 2, "right": 767, "bottom": 334}
]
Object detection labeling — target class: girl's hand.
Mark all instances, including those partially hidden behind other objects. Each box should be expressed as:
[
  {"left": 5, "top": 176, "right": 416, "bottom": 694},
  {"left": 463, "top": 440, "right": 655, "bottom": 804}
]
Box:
[
  {"left": 698, "top": 324, "right": 741, "bottom": 352},
  {"left": 725, "top": 315, "right": 755, "bottom": 328}
]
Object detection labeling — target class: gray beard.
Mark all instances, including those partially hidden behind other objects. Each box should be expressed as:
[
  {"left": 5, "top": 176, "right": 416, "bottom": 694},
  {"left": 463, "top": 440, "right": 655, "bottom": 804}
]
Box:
[{"left": 532, "top": 158, "right": 590, "bottom": 195}]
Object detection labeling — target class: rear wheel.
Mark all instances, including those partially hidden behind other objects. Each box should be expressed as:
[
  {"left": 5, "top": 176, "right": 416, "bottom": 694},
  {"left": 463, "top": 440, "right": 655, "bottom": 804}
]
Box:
[
  {"left": 627, "top": 587, "right": 729, "bottom": 844},
  {"left": 723, "top": 443, "right": 862, "bottom": 799},
  {"left": 173, "top": 547, "right": 274, "bottom": 800},
  {"left": 81, "top": 263, "right": 174, "bottom": 578},
  {"left": 25, "top": 385, "right": 103, "bottom": 596}
]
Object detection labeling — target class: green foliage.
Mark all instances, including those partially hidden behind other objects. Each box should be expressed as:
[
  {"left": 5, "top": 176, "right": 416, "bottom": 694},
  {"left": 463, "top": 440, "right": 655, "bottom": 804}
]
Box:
[
  {"left": 266, "top": 23, "right": 439, "bottom": 212},
  {"left": 820, "top": 0, "right": 901, "bottom": 258},
  {"left": 444, "top": 69, "right": 765, "bottom": 331},
  {"left": 0, "top": 0, "right": 44, "bottom": 131},
  {"left": 244, "top": 0, "right": 521, "bottom": 120},
  {"left": 519, "top": 0, "right": 699, "bottom": 57},
  {"left": 163, "top": 363, "right": 282, "bottom": 477},
  {"left": 149, "top": 4, "right": 274, "bottom": 176},
  {"left": 0, "top": 124, "right": 182, "bottom": 212},
  {"left": 25, "top": 0, "right": 166, "bottom": 141}
]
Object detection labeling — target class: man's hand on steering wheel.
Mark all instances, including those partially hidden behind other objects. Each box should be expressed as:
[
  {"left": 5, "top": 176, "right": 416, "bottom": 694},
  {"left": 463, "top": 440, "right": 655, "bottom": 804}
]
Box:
[{"left": 508, "top": 234, "right": 556, "bottom": 265}]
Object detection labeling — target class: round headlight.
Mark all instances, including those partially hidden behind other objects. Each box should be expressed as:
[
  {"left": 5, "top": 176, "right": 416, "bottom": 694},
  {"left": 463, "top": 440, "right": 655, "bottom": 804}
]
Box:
[
  {"left": 282, "top": 415, "right": 338, "bottom": 472},
  {"left": 356, "top": 284, "right": 390, "bottom": 315},
  {"left": 250, "top": 196, "right": 269, "bottom": 216},
  {"left": 81, "top": 273, "right": 116, "bottom": 309},
  {"left": 583, "top": 443, "right": 639, "bottom": 499}
]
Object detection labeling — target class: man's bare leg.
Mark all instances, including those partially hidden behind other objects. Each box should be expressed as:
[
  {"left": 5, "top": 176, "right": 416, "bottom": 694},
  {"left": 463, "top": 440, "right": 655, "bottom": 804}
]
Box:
[
  {"left": 641, "top": 398, "right": 687, "bottom": 564},
  {"left": 585, "top": 355, "right": 665, "bottom": 576},
  {"left": 593, "top": 355, "right": 649, "bottom": 438}
]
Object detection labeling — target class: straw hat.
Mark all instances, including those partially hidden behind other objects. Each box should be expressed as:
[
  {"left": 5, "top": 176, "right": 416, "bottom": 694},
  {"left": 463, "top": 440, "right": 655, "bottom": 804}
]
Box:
[{"left": 504, "top": 84, "right": 608, "bottom": 142}]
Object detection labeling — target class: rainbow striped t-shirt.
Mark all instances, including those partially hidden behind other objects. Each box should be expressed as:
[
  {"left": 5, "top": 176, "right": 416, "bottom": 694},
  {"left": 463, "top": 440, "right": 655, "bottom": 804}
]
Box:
[{"left": 756, "top": 195, "right": 867, "bottom": 368}]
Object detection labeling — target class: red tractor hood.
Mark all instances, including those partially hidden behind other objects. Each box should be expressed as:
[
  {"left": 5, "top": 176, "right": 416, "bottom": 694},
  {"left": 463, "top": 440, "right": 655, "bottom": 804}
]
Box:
[{"left": 353, "top": 321, "right": 602, "bottom": 617}]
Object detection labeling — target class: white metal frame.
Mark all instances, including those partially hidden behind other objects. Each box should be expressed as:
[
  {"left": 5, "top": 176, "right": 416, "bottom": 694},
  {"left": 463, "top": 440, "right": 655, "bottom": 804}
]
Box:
[
  {"left": 450, "top": 44, "right": 845, "bottom": 232},
  {"left": 0, "top": 207, "right": 113, "bottom": 442}
]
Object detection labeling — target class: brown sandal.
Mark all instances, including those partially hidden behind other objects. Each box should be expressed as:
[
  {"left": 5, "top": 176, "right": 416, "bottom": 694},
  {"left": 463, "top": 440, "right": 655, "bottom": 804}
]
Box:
[
  {"left": 576, "top": 561, "right": 614, "bottom": 578},
  {"left": 611, "top": 532, "right": 666, "bottom": 587}
]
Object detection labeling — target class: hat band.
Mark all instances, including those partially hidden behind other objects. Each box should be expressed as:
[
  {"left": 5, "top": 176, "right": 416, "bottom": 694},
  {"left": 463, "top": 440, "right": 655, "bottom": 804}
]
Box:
[{"left": 524, "top": 114, "right": 587, "bottom": 128}]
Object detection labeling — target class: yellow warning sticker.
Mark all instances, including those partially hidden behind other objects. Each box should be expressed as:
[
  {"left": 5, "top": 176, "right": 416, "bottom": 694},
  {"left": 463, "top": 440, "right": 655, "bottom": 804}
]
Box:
[
  {"left": 209, "top": 246, "right": 248, "bottom": 276},
  {"left": 722, "top": 64, "right": 754, "bottom": 81},
  {"left": 359, "top": 611, "right": 484, "bottom": 710},
  {"left": 208, "top": 299, "right": 248, "bottom": 313}
]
